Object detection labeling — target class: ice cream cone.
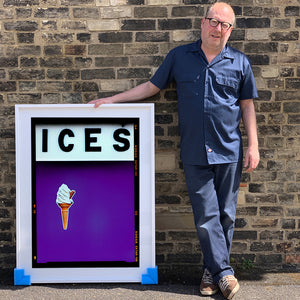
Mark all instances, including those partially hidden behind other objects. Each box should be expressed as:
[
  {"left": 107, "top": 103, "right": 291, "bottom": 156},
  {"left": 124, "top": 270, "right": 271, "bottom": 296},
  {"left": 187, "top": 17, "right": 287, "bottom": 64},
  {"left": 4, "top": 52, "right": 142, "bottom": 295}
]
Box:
[{"left": 58, "top": 202, "right": 73, "bottom": 230}]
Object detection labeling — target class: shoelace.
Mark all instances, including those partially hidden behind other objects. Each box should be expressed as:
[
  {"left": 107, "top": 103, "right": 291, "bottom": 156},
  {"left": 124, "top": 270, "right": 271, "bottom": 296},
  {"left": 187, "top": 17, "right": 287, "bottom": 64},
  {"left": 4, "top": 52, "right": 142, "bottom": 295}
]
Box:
[
  {"left": 202, "top": 269, "right": 214, "bottom": 284},
  {"left": 219, "top": 275, "right": 235, "bottom": 291}
]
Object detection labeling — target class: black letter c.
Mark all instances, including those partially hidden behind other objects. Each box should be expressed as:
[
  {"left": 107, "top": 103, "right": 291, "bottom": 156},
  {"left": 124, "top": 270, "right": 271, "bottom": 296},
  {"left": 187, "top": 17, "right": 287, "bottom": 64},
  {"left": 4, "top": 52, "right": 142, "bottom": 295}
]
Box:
[{"left": 58, "top": 129, "right": 75, "bottom": 152}]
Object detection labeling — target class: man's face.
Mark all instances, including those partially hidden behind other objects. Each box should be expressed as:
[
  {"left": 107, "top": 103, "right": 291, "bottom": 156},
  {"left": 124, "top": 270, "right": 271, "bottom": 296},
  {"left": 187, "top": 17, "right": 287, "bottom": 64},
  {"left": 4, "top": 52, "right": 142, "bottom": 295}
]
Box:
[{"left": 201, "top": 5, "right": 234, "bottom": 53}]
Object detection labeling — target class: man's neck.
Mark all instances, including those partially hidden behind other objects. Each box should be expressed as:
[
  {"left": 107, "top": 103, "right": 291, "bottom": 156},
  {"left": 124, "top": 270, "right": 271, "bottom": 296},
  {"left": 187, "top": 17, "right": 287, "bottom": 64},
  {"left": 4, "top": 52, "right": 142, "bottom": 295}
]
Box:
[{"left": 201, "top": 45, "right": 222, "bottom": 64}]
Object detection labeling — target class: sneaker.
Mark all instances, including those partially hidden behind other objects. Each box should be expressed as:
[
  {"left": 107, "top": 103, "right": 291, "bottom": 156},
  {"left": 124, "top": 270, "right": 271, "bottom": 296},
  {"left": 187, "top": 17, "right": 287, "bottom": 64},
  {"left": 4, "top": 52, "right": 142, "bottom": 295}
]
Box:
[
  {"left": 218, "top": 275, "right": 240, "bottom": 299},
  {"left": 200, "top": 268, "right": 219, "bottom": 296}
]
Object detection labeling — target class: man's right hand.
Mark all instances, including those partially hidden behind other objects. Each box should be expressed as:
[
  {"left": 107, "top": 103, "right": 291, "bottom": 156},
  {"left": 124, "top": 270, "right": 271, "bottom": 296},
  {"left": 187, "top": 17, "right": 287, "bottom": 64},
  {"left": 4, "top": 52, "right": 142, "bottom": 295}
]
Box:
[{"left": 88, "top": 98, "right": 113, "bottom": 108}]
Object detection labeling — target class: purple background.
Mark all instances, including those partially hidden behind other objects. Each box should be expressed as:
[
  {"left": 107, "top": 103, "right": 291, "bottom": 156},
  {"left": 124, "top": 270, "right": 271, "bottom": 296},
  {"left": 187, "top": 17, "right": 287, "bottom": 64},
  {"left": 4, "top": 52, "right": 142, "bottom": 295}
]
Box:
[{"left": 35, "top": 161, "right": 135, "bottom": 264}]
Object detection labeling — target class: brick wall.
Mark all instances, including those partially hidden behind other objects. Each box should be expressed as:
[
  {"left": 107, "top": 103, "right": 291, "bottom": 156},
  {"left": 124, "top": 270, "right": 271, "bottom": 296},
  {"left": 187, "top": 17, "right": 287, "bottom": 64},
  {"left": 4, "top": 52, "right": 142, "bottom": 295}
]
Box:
[{"left": 0, "top": 0, "right": 299, "bottom": 283}]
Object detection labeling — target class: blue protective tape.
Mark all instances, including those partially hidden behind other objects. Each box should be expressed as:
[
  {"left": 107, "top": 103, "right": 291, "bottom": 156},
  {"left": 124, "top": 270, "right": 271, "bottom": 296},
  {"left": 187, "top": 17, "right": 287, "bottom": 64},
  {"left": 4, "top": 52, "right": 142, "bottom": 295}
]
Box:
[
  {"left": 141, "top": 266, "right": 158, "bottom": 285},
  {"left": 14, "top": 268, "right": 31, "bottom": 286}
]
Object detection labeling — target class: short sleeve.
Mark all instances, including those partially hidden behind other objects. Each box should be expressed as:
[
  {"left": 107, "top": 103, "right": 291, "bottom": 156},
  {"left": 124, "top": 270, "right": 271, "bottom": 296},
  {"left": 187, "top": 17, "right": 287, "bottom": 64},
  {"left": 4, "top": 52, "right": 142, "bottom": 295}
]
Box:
[
  {"left": 150, "top": 49, "right": 176, "bottom": 90},
  {"left": 239, "top": 56, "right": 258, "bottom": 100}
]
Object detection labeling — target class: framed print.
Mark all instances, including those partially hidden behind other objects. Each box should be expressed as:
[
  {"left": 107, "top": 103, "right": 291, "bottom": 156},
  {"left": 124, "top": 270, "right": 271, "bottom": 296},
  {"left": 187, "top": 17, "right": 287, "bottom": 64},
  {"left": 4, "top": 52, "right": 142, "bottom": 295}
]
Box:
[{"left": 14, "top": 104, "right": 156, "bottom": 284}]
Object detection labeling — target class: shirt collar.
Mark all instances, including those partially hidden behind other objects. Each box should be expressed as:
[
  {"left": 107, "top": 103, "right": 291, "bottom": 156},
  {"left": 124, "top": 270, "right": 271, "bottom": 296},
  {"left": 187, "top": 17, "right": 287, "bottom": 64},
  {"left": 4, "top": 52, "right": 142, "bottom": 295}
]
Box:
[{"left": 188, "top": 39, "right": 235, "bottom": 60}]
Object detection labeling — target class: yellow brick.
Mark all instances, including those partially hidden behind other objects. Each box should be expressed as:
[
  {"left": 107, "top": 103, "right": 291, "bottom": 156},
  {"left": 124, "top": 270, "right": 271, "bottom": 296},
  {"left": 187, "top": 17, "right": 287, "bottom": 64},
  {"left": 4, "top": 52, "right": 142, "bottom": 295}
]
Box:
[
  {"left": 100, "top": 80, "right": 132, "bottom": 91},
  {"left": 246, "top": 29, "right": 269, "bottom": 41},
  {"left": 147, "top": 0, "right": 180, "bottom": 5},
  {"left": 261, "top": 66, "right": 279, "bottom": 78},
  {"left": 155, "top": 152, "right": 176, "bottom": 171},
  {"left": 87, "top": 20, "right": 120, "bottom": 31},
  {"left": 100, "top": 7, "right": 132, "bottom": 19},
  {"left": 110, "top": 0, "right": 127, "bottom": 5},
  {"left": 237, "top": 190, "right": 246, "bottom": 205}
]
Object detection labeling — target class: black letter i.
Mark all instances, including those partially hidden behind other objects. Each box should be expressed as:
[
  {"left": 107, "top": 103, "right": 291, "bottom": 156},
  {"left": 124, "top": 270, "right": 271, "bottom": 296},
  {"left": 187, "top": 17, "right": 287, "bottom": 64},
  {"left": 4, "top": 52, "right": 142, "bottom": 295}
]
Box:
[{"left": 42, "top": 129, "right": 48, "bottom": 152}]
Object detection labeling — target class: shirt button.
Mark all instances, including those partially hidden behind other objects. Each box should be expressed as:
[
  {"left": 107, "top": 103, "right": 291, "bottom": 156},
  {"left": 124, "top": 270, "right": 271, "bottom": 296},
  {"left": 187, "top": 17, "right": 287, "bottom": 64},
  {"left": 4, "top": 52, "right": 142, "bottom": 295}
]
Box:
[{"left": 208, "top": 148, "right": 213, "bottom": 153}]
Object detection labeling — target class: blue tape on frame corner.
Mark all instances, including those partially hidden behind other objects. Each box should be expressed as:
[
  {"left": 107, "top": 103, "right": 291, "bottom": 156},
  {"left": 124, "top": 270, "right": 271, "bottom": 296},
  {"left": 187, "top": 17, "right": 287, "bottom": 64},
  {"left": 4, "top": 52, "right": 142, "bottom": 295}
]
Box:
[
  {"left": 14, "top": 268, "right": 31, "bottom": 286},
  {"left": 141, "top": 266, "right": 158, "bottom": 285}
]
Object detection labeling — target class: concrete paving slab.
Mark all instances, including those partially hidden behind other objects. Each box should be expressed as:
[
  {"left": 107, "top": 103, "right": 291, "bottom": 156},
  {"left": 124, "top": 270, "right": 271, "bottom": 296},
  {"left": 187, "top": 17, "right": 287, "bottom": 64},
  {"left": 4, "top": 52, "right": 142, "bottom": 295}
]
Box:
[{"left": 0, "top": 273, "right": 299, "bottom": 300}]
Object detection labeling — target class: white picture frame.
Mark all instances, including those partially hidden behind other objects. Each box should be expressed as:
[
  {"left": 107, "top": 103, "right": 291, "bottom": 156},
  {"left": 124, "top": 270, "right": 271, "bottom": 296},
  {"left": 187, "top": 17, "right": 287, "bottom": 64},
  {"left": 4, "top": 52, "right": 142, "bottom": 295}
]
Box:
[{"left": 14, "top": 104, "right": 156, "bottom": 285}]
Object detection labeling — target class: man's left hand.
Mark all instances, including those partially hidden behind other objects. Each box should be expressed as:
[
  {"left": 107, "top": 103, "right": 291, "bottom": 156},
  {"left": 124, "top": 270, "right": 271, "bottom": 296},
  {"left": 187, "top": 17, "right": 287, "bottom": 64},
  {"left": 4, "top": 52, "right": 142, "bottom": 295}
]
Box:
[{"left": 244, "top": 146, "right": 260, "bottom": 172}]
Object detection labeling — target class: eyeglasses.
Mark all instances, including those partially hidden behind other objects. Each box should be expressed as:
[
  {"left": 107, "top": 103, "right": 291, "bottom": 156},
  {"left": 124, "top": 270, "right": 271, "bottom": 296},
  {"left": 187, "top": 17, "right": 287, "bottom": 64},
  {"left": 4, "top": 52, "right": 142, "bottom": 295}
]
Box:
[{"left": 205, "top": 18, "right": 233, "bottom": 32}]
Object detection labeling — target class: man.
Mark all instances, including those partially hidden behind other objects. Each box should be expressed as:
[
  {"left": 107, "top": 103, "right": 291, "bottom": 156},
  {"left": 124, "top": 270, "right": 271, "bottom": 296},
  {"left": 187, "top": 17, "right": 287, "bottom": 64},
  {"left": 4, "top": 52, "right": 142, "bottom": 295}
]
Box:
[{"left": 89, "top": 2, "right": 259, "bottom": 299}]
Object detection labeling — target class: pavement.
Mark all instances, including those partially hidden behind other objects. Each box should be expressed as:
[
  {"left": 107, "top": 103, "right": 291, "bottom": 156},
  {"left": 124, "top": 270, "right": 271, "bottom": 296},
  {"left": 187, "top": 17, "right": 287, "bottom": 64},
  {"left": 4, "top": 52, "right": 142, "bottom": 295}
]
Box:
[{"left": 0, "top": 273, "right": 299, "bottom": 300}]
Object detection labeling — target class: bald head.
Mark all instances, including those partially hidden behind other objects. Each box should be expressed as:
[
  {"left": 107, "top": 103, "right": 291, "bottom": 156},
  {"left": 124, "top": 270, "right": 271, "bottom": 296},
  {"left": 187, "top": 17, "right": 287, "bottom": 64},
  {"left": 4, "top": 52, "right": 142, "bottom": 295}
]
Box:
[{"left": 206, "top": 2, "right": 235, "bottom": 25}]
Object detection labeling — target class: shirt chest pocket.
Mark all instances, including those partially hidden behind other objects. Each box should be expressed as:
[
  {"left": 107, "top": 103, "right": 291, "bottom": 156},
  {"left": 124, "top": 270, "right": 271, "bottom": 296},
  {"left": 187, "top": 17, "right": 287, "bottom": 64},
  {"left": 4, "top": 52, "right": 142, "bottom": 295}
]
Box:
[
  {"left": 216, "top": 76, "right": 239, "bottom": 91},
  {"left": 177, "top": 75, "right": 202, "bottom": 98},
  {"left": 215, "top": 76, "right": 240, "bottom": 99}
]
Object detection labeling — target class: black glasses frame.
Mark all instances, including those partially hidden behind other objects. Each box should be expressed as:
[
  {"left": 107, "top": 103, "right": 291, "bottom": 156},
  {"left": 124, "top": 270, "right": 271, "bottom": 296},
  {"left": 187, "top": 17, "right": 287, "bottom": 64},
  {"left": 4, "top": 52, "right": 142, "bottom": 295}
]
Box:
[{"left": 205, "top": 18, "right": 233, "bottom": 31}]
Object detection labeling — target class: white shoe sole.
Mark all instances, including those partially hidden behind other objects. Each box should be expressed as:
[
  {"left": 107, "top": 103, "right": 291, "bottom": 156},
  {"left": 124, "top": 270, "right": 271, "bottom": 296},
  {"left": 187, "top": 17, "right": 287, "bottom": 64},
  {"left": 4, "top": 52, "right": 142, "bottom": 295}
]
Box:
[
  {"left": 227, "top": 281, "right": 240, "bottom": 299},
  {"left": 200, "top": 288, "right": 219, "bottom": 296}
]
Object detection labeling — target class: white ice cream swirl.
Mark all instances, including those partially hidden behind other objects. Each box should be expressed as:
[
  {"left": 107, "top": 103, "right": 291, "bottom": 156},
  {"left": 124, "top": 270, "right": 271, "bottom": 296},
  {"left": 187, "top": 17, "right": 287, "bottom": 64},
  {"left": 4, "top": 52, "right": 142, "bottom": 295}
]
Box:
[{"left": 56, "top": 184, "right": 74, "bottom": 205}]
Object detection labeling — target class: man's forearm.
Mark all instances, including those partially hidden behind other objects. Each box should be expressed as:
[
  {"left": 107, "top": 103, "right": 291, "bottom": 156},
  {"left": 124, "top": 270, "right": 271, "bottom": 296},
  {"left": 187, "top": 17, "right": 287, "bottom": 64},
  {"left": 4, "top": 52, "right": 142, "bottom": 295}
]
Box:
[
  {"left": 110, "top": 81, "right": 160, "bottom": 103},
  {"left": 241, "top": 99, "right": 258, "bottom": 147},
  {"left": 89, "top": 81, "right": 160, "bottom": 107},
  {"left": 241, "top": 99, "right": 260, "bottom": 172}
]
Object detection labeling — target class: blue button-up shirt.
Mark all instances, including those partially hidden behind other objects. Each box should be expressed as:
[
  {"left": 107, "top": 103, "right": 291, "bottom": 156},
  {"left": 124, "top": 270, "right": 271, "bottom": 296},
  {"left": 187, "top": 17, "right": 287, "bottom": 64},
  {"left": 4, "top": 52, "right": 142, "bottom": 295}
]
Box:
[{"left": 150, "top": 39, "right": 258, "bottom": 165}]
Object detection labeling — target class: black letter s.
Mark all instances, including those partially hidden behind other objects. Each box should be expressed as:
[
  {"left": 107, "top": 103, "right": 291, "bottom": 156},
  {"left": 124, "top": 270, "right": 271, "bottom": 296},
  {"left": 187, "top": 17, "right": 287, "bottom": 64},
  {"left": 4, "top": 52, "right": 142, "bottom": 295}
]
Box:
[{"left": 113, "top": 128, "right": 130, "bottom": 152}]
